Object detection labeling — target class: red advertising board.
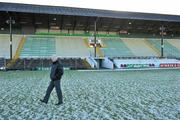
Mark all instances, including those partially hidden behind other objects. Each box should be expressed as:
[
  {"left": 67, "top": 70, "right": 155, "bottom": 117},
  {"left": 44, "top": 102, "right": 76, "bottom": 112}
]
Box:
[{"left": 160, "top": 63, "right": 180, "bottom": 68}]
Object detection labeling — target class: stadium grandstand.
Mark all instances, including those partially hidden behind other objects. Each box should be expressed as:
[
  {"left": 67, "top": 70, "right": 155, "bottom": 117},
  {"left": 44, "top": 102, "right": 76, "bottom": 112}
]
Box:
[
  {"left": 0, "top": 2, "right": 180, "bottom": 119},
  {"left": 0, "top": 2, "right": 180, "bottom": 70}
]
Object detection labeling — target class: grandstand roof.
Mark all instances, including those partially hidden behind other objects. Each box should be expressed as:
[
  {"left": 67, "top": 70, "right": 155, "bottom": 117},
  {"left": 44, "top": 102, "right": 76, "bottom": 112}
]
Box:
[{"left": 1, "top": 2, "right": 180, "bottom": 22}]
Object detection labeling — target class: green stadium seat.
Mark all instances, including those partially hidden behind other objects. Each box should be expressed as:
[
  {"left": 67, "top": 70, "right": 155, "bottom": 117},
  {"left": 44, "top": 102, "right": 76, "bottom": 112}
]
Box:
[
  {"left": 147, "top": 39, "right": 180, "bottom": 57},
  {"left": 20, "top": 36, "right": 56, "bottom": 58},
  {"left": 101, "top": 38, "right": 134, "bottom": 57}
]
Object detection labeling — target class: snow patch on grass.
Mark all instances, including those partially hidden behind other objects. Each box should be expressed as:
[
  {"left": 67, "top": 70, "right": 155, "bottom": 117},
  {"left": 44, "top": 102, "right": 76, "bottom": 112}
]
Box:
[{"left": 0, "top": 70, "right": 179, "bottom": 119}]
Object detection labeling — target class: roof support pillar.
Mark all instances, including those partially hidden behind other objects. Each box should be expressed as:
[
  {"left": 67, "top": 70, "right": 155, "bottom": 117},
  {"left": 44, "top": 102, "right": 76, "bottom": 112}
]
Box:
[
  {"left": 9, "top": 16, "right": 12, "bottom": 59},
  {"left": 48, "top": 14, "right": 50, "bottom": 33},
  {"left": 60, "top": 15, "right": 64, "bottom": 32},
  {"left": 160, "top": 25, "right": 165, "bottom": 58},
  {"left": 6, "top": 12, "right": 15, "bottom": 60},
  {"left": 94, "top": 18, "right": 99, "bottom": 58}
]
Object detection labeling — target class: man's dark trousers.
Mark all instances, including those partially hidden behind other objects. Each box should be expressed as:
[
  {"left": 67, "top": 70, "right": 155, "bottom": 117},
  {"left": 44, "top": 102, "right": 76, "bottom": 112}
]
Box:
[{"left": 43, "top": 80, "right": 62, "bottom": 103}]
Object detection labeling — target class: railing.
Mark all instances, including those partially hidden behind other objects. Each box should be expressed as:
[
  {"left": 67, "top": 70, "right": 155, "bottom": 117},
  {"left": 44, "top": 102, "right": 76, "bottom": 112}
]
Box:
[
  {"left": 85, "top": 57, "right": 97, "bottom": 68},
  {"left": 2, "top": 58, "right": 88, "bottom": 70}
]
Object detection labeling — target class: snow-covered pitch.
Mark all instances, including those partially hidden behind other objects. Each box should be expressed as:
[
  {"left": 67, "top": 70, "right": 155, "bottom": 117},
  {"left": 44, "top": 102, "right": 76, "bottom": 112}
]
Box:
[{"left": 0, "top": 69, "right": 179, "bottom": 120}]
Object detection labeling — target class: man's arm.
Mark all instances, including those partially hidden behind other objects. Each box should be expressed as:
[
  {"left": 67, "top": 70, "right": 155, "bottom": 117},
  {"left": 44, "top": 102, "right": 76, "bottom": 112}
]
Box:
[{"left": 54, "top": 64, "right": 63, "bottom": 80}]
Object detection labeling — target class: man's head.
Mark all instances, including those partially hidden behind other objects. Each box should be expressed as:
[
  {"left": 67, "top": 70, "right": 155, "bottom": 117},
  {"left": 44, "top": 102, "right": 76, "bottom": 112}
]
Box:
[{"left": 51, "top": 55, "right": 58, "bottom": 62}]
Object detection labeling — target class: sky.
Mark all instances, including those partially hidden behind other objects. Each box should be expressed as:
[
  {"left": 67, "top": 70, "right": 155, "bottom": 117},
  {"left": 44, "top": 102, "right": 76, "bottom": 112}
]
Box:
[{"left": 0, "top": 0, "right": 180, "bottom": 15}]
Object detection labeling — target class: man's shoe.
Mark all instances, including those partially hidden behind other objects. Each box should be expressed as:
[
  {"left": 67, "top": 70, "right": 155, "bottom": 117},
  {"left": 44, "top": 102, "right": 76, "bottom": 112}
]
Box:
[
  {"left": 40, "top": 99, "right": 47, "bottom": 104},
  {"left": 55, "top": 102, "right": 63, "bottom": 105}
]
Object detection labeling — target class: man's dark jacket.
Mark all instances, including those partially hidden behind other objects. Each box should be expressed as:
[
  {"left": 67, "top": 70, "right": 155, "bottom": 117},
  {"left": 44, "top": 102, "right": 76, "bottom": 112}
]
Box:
[{"left": 50, "top": 61, "right": 64, "bottom": 81}]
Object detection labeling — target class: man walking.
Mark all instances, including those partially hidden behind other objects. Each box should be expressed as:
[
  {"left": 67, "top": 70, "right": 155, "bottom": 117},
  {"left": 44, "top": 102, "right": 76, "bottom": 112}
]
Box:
[{"left": 40, "top": 56, "right": 64, "bottom": 105}]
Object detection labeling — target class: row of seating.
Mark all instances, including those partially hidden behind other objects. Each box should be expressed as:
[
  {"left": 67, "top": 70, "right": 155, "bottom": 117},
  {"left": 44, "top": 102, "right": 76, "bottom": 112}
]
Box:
[
  {"left": 147, "top": 39, "right": 180, "bottom": 57},
  {"left": 0, "top": 34, "right": 179, "bottom": 58},
  {"left": 0, "top": 34, "right": 22, "bottom": 58},
  {"left": 20, "top": 36, "right": 56, "bottom": 58},
  {"left": 101, "top": 38, "right": 134, "bottom": 57}
]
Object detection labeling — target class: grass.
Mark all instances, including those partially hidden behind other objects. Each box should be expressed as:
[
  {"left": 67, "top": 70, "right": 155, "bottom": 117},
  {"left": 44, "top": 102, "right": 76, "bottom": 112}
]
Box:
[{"left": 0, "top": 69, "right": 179, "bottom": 120}]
